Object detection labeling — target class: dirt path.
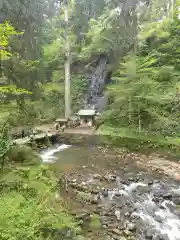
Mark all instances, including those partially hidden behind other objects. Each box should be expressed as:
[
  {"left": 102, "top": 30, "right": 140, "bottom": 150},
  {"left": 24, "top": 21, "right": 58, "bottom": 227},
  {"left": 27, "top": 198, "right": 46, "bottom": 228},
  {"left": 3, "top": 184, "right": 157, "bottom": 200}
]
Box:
[{"left": 136, "top": 153, "right": 180, "bottom": 180}]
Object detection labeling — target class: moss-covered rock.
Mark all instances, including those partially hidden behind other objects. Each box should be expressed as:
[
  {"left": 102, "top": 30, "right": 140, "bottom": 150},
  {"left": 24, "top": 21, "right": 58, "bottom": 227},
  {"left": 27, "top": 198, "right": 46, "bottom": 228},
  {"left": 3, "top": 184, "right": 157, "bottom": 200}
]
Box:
[{"left": 7, "top": 145, "right": 40, "bottom": 165}]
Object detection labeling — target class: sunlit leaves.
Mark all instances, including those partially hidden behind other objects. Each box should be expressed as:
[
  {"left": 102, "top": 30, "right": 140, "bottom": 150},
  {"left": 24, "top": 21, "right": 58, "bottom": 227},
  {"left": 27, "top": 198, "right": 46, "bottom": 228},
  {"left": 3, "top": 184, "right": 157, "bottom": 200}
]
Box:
[
  {"left": 0, "top": 21, "right": 22, "bottom": 58},
  {"left": 0, "top": 85, "right": 31, "bottom": 95}
]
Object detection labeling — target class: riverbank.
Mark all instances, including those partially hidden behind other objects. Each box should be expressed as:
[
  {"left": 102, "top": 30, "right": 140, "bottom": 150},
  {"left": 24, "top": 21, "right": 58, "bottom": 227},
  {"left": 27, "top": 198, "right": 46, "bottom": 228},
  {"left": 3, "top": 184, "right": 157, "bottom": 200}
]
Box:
[
  {"left": 13, "top": 125, "right": 180, "bottom": 159},
  {"left": 48, "top": 145, "right": 180, "bottom": 240},
  {"left": 3, "top": 142, "right": 180, "bottom": 240},
  {"left": 0, "top": 147, "right": 82, "bottom": 240}
]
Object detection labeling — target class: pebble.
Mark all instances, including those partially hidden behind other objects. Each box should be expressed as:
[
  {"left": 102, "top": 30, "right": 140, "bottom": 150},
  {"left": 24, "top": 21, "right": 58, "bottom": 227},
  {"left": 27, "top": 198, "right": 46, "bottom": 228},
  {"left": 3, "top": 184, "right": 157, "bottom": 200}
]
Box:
[
  {"left": 114, "top": 192, "right": 121, "bottom": 197},
  {"left": 163, "top": 193, "right": 172, "bottom": 200},
  {"left": 69, "top": 182, "right": 77, "bottom": 188},
  {"left": 123, "top": 229, "right": 132, "bottom": 236},
  {"left": 102, "top": 190, "right": 109, "bottom": 197},
  {"left": 115, "top": 210, "right": 121, "bottom": 220},
  {"left": 124, "top": 212, "right": 130, "bottom": 217},
  {"left": 102, "top": 224, "right": 107, "bottom": 229},
  {"left": 91, "top": 196, "right": 99, "bottom": 204},
  {"left": 111, "top": 228, "right": 121, "bottom": 235},
  {"left": 145, "top": 229, "right": 153, "bottom": 239},
  {"left": 127, "top": 223, "right": 136, "bottom": 231},
  {"left": 148, "top": 181, "right": 153, "bottom": 186},
  {"left": 93, "top": 174, "right": 102, "bottom": 179},
  {"left": 71, "top": 179, "right": 77, "bottom": 183},
  {"left": 91, "top": 189, "right": 99, "bottom": 194}
]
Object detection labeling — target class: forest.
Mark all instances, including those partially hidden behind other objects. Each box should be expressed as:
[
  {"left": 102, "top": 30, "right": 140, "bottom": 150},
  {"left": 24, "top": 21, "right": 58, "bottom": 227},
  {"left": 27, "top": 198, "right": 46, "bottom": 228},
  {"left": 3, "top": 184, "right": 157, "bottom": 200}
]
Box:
[
  {"left": 0, "top": 0, "right": 180, "bottom": 239},
  {"left": 1, "top": 0, "right": 180, "bottom": 139}
]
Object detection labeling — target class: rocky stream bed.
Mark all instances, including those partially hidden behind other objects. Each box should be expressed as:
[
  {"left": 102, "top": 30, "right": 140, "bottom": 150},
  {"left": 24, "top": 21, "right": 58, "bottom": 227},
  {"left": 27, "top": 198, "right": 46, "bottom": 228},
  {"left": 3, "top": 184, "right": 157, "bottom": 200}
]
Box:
[{"left": 40, "top": 145, "right": 180, "bottom": 240}]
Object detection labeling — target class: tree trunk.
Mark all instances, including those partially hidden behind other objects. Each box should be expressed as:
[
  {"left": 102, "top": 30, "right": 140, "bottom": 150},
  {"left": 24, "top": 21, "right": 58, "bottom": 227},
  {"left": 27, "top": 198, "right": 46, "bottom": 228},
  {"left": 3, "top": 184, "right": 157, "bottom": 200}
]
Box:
[
  {"left": 64, "top": 1, "right": 71, "bottom": 118},
  {"left": 138, "top": 110, "right": 141, "bottom": 133}
]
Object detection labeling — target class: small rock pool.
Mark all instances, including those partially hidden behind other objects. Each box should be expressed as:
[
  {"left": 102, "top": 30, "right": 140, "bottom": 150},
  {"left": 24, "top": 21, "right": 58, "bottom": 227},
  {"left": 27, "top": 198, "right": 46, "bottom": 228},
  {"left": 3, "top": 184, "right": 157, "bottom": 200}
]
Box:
[{"left": 40, "top": 144, "right": 180, "bottom": 240}]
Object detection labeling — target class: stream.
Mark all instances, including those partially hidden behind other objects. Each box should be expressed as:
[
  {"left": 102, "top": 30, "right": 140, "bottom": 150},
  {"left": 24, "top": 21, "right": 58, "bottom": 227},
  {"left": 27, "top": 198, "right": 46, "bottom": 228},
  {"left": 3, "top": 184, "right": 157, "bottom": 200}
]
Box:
[{"left": 40, "top": 144, "right": 180, "bottom": 240}]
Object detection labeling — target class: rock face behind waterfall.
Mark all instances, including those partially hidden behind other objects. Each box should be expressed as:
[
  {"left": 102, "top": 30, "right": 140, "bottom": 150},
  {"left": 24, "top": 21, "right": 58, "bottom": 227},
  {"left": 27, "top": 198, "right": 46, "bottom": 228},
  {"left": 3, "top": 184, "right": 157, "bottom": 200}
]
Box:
[{"left": 86, "top": 57, "right": 110, "bottom": 112}]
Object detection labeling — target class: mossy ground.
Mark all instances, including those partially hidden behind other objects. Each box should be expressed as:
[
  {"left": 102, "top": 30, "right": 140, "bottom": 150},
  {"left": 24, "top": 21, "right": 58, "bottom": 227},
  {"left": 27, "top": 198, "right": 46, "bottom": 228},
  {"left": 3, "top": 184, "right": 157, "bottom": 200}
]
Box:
[{"left": 0, "top": 146, "right": 81, "bottom": 240}]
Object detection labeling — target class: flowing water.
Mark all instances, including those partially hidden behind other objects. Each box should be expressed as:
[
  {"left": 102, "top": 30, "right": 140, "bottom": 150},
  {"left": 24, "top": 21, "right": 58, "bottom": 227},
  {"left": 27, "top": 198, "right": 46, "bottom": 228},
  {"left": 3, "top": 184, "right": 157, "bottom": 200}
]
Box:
[
  {"left": 40, "top": 144, "right": 180, "bottom": 240},
  {"left": 86, "top": 57, "right": 109, "bottom": 111}
]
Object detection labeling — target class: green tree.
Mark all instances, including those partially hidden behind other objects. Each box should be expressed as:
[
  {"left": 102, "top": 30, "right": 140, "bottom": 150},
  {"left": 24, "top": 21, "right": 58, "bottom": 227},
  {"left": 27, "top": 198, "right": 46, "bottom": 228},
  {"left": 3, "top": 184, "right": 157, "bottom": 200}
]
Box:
[{"left": 103, "top": 0, "right": 180, "bottom": 137}]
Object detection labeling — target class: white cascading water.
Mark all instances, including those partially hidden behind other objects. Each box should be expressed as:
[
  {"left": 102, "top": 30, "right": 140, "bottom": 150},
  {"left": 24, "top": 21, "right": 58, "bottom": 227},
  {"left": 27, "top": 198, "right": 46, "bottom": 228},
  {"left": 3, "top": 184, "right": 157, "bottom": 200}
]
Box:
[
  {"left": 40, "top": 144, "right": 71, "bottom": 162},
  {"left": 105, "top": 182, "right": 180, "bottom": 240}
]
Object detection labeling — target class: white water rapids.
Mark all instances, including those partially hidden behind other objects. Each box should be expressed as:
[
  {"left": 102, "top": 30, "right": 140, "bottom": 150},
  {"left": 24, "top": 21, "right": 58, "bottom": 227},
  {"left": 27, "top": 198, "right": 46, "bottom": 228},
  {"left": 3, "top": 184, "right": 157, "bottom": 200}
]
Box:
[
  {"left": 40, "top": 145, "right": 180, "bottom": 239},
  {"left": 107, "top": 182, "right": 180, "bottom": 240},
  {"left": 40, "top": 144, "right": 71, "bottom": 162}
]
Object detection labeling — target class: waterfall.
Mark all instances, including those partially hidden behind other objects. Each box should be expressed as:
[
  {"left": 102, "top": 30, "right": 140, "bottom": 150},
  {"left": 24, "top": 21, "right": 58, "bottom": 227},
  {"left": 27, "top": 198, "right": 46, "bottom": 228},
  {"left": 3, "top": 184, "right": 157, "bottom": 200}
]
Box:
[{"left": 85, "top": 57, "right": 110, "bottom": 112}]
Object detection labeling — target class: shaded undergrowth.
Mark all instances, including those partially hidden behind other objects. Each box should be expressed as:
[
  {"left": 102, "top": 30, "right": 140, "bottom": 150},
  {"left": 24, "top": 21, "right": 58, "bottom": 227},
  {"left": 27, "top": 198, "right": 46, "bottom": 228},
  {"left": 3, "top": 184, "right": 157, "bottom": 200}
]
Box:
[{"left": 0, "top": 146, "right": 81, "bottom": 240}]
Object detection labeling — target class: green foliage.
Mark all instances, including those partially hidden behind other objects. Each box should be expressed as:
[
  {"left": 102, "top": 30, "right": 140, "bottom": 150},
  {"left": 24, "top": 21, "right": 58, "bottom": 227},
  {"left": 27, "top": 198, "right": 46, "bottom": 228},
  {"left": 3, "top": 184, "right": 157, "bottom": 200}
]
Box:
[
  {"left": 76, "top": 191, "right": 91, "bottom": 202},
  {"left": 89, "top": 214, "right": 101, "bottom": 230},
  {"left": 7, "top": 145, "right": 40, "bottom": 165},
  {"left": 0, "top": 164, "right": 80, "bottom": 240},
  {"left": 80, "top": 5, "right": 136, "bottom": 61},
  {"left": 0, "top": 122, "right": 12, "bottom": 170},
  {"left": 103, "top": 1, "right": 180, "bottom": 138},
  {"left": 0, "top": 21, "right": 22, "bottom": 58}
]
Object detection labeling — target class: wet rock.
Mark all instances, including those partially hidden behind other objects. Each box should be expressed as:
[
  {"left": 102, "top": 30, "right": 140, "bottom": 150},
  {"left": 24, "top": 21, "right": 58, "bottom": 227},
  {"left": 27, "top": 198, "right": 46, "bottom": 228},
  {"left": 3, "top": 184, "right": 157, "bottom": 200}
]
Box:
[
  {"left": 114, "top": 192, "right": 121, "bottom": 197},
  {"left": 93, "top": 209, "right": 100, "bottom": 215},
  {"left": 128, "top": 177, "right": 135, "bottom": 182},
  {"left": 127, "top": 223, "right": 136, "bottom": 231},
  {"left": 91, "top": 189, "right": 99, "bottom": 194},
  {"left": 69, "top": 182, "right": 78, "bottom": 188},
  {"left": 115, "top": 210, "right": 121, "bottom": 220},
  {"left": 101, "top": 215, "right": 109, "bottom": 223},
  {"left": 74, "top": 212, "right": 90, "bottom": 221},
  {"left": 152, "top": 197, "right": 160, "bottom": 203},
  {"left": 131, "top": 212, "right": 140, "bottom": 220},
  {"left": 145, "top": 229, "right": 153, "bottom": 239},
  {"left": 101, "top": 189, "right": 109, "bottom": 197},
  {"left": 102, "top": 224, "right": 108, "bottom": 229},
  {"left": 82, "top": 185, "right": 89, "bottom": 192},
  {"left": 111, "top": 229, "right": 122, "bottom": 235},
  {"left": 108, "top": 233, "right": 121, "bottom": 240},
  {"left": 123, "top": 229, "right": 132, "bottom": 236},
  {"left": 120, "top": 179, "right": 128, "bottom": 185},
  {"left": 97, "top": 204, "right": 104, "bottom": 209},
  {"left": 76, "top": 235, "right": 86, "bottom": 240},
  {"left": 93, "top": 174, "right": 102, "bottom": 180},
  {"left": 148, "top": 181, "right": 153, "bottom": 186},
  {"left": 163, "top": 193, "right": 172, "bottom": 200},
  {"left": 82, "top": 165, "right": 87, "bottom": 169},
  {"left": 124, "top": 212, "right": 130, "bottom": 217},
  {"left": 159, "top": 234, "right": 169, "bottom": 240},
  {"left": 172, "top": 197, "right": 180, "bottom": 205},
  {"left": 154, "top": 180, "right": 160, "bottom": 184},
  {"left": 108, "top": 222, "right": 119, "bottom": 229},
  {"left": 81, "top": 181, "right": 86, "bottom": 186},
  {"left": 91, "top": 195, "right": 99, "bottom": 204},
  {"left": 172, "top": 188, "right": 180, "bottom": 197},
  {"left": 71, "top": 179, "right": 77, "bottom": 183},
  {"left": 153, "top": 189, "right": 170, "bottom": 200},
  {"left": 101, "top": 211, "right": 110, "bottom": 217},
  {"left": 104, "top": 174, "right": 116, "bottom": 182},
  {"left": 154, "top": 214, "right": 163, "bottom": 223},
  {"left": 119, "top": 237, "right": 126, "bottom": 240},
  {"left": 154, "top": 234, "right": 169, "bottom": 240}
]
